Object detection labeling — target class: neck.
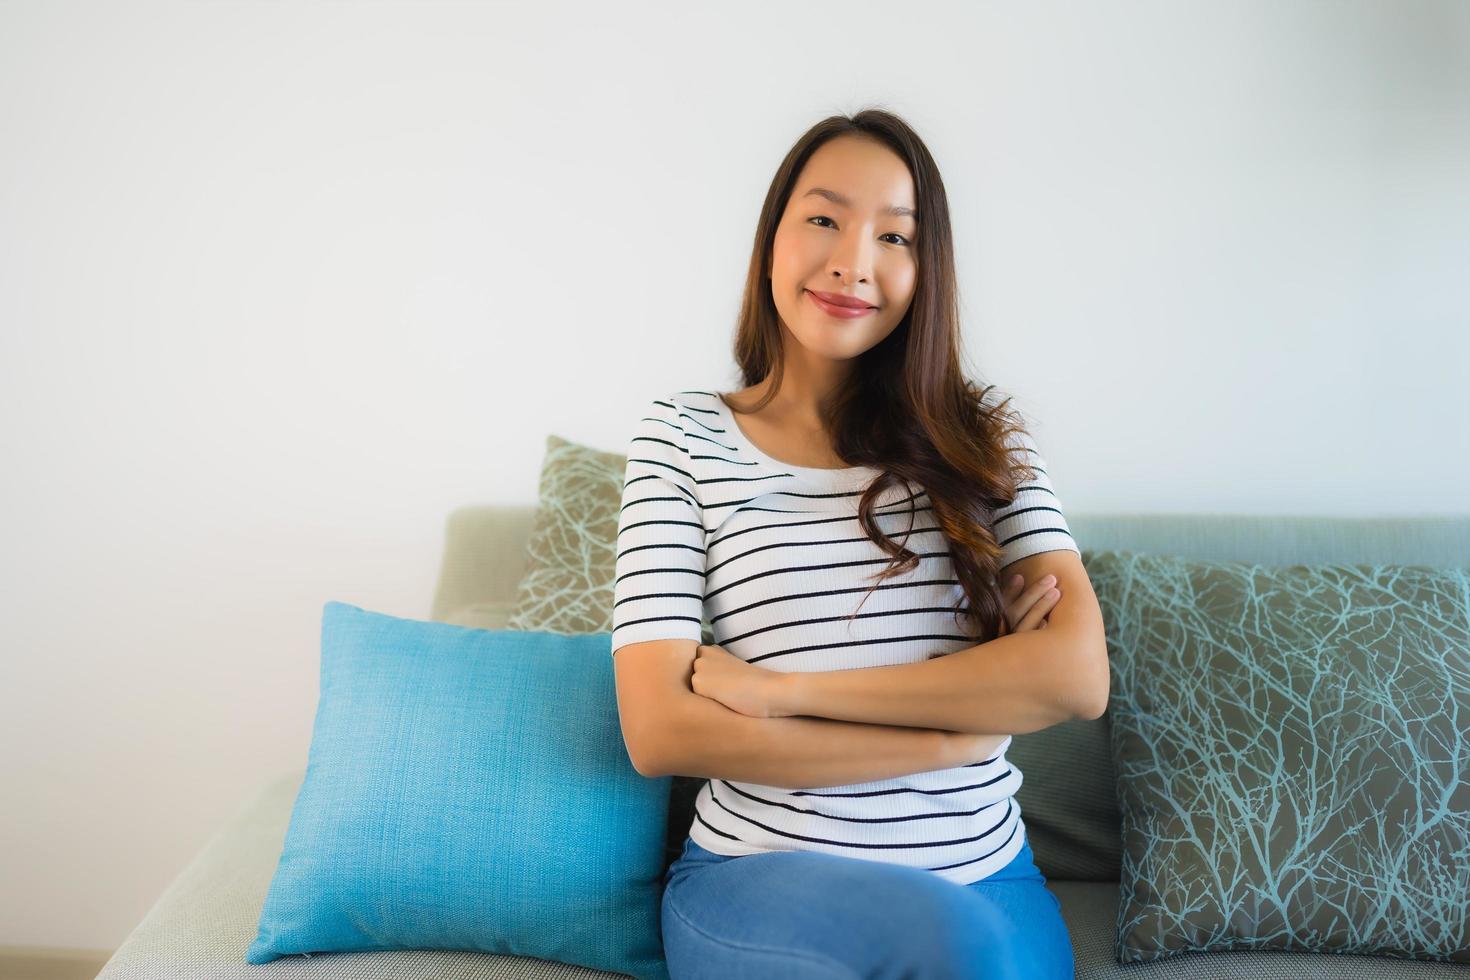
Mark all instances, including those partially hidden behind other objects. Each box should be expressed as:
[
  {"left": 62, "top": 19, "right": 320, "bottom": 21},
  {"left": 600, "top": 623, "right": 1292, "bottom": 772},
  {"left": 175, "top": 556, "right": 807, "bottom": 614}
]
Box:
[{"left": 758, "top": 340, "right": 851, "bottom": 426}]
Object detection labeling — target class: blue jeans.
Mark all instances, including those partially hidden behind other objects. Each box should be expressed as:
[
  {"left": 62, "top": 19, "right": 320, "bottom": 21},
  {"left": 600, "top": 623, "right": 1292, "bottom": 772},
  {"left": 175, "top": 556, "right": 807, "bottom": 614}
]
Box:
[{"left": 660, "top": 834, "right": 1074, "bottom": 980}]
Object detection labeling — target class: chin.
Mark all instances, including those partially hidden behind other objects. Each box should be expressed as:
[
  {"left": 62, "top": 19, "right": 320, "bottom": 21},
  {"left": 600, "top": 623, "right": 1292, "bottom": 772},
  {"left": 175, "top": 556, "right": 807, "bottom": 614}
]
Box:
[{"left": 796, "top": 329, "right": 879, "bottom": 361}]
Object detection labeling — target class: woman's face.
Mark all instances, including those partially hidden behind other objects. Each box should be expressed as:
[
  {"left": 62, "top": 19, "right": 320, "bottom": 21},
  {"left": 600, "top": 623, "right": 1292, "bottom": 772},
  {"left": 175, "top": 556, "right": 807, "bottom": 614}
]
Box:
[{"left": 769, "top": 135, "right": 919, "bottom": 362}]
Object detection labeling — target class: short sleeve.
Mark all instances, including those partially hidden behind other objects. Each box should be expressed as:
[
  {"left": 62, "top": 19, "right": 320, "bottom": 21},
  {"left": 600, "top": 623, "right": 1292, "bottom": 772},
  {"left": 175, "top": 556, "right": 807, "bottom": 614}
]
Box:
[
  {"left": 610, "top": 396, "right": 708, "bottom": 654},
  {"left": 992, "top": 426, "right": 1081, "bottom": 571}
]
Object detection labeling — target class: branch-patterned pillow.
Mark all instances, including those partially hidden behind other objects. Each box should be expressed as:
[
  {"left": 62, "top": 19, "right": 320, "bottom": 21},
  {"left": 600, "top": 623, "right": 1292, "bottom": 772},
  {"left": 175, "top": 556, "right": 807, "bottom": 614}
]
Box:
[
  {"left": 1089, "top": 549, "right": 1470, "bottom": 965},
  {"left": 505, "top": 433, "right": 714, "bottom": 641}
]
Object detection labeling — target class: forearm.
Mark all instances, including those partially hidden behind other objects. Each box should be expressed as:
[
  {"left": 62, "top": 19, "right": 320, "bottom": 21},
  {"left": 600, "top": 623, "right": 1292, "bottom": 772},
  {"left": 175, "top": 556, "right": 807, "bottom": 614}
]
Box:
[
  {"left": 783, "top": 630, "right": 1087, "bottom": 736},
  {"left": 651, "top": 688, "right": 979, "bottom": 789}
]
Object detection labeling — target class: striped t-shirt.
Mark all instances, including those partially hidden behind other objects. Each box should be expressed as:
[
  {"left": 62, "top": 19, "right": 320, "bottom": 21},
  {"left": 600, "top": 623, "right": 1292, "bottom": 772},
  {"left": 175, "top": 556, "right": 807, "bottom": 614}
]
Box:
[{"left": 610, "top": 388, "right": 1081, "bottom": 885}]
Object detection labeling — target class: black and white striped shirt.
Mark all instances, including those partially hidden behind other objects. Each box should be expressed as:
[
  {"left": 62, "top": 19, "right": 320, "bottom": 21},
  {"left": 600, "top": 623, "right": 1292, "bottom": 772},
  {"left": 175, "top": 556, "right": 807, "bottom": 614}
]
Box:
[{"left": 610, "top": 388, "right": 1080, "bottom": 885}]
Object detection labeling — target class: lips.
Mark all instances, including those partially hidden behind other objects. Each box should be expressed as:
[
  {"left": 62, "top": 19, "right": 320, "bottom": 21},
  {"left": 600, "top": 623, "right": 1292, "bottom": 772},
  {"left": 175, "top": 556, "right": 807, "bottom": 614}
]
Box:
[
  {"left": 806, "top": 289, "right": 876, "bottom": 309},
  {"left": 805, "top": 289, "right": 879, "bottom": 319}
]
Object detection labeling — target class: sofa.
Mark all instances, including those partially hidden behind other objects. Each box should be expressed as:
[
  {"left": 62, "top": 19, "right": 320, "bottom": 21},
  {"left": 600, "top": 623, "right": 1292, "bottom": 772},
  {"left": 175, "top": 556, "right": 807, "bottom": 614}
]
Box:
[{"left": 96, "top": 507, "right": 1470, "bottom": 979}]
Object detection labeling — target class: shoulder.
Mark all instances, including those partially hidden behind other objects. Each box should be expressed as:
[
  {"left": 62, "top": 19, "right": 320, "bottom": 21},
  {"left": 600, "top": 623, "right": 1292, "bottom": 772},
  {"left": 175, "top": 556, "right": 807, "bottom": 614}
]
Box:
[
  {"left": 639, "top": 389, "right": 727, "bottom": 440},
  {"left": 623, "top": 390, "right": 720, "bottom": 492},
  {"left": 625, "top": 393, "right": 689, "bottom": 463},
  {"left": 643, "top": 390, "right": 687, "bottom": 431}
]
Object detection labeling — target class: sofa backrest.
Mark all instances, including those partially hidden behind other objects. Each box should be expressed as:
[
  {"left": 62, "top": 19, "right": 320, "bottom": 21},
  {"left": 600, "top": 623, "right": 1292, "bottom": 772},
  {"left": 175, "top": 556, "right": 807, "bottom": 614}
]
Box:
[
  {"left": 432, "top": 510, "right": 1470, "bottom": 624},
  {"left": 428, "top": 508, "right": 1470, "bottom": 881}
]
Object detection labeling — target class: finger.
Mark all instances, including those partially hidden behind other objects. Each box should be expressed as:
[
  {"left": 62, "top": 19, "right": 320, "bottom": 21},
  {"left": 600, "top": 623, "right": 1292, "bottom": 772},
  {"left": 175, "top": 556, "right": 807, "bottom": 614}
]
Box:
[
  {"left": 1004, "top": 576, "right": 1053, "bottom": 630},
  {"left": 1016, "top": 576, "right": 1059, "bottom": 612},
  {"left": 1015, "top": 587, "right": 1061, "bottom": 631},
  {"left": 1000, "top": 573, "right": 1024, "bottom": 601},
  {"left": 998, "top": 574, "right": 1026, "bottom": 634}
]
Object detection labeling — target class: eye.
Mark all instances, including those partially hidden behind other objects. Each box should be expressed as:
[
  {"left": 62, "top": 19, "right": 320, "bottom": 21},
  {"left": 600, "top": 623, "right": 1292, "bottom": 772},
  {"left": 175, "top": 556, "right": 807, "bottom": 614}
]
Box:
[{"left": 807, "top": 216, "right": 912, "bottom": 247}]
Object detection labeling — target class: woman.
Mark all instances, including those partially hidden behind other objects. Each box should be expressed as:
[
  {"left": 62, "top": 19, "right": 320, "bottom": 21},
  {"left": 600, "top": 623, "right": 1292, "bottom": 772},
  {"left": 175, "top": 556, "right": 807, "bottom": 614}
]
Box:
[{"left": 611, "top": 109, "right": 1095, "bottom": 979}]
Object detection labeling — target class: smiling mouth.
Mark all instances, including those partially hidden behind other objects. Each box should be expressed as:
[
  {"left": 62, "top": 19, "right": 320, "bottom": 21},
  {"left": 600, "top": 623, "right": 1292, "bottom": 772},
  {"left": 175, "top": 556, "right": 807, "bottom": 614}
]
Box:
[{"left": 806, "top": 289, "right": 879, "bottom": 316}]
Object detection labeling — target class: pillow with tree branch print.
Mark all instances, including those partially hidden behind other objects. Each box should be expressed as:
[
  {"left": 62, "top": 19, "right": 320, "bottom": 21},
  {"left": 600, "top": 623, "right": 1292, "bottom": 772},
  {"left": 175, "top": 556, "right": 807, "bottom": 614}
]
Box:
[
  {"left": 1089, "top": 550, "right": 1469, "bottom": 966},
  {"left": 505, "top": 434, "right": 715, "bottom": 646}
]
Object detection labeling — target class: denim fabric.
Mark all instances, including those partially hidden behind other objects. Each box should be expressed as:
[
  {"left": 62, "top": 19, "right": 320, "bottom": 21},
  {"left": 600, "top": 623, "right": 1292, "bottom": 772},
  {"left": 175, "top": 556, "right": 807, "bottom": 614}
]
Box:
[{"left": 660, "top": 833, "right": 1074, "bottom": 979}]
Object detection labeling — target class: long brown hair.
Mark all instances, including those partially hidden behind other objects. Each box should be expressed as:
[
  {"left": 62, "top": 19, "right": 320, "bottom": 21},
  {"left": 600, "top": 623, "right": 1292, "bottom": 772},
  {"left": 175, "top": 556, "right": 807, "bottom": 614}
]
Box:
[{"left": 728, "top": 107, "right": 1041, "bottom": 644}]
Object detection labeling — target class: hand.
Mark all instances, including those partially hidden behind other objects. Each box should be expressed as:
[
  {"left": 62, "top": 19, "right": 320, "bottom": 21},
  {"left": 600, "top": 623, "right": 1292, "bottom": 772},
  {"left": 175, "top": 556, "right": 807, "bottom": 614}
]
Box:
[
  {"left": 690, "top": 643, "right": 796, "bottom": 719},
  {"left": 951, "top": 572, "right": 1064, "bottom": 766},
  {"left": 997, "top": 571, "right": 1061, "bottom": 636}
]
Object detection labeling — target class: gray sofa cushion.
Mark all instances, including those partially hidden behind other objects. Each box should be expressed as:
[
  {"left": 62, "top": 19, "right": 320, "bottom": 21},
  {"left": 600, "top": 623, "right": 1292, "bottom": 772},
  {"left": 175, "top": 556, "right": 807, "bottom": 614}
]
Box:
[{"left": 98, "top": 768, "right": 1470, "bottom": 979}]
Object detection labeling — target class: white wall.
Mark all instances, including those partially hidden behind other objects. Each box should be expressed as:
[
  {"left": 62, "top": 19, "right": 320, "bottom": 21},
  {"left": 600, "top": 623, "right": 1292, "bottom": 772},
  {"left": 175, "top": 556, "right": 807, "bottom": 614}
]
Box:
[{"left": 1, "top": 0, "right": 1466, "bottom": 953}]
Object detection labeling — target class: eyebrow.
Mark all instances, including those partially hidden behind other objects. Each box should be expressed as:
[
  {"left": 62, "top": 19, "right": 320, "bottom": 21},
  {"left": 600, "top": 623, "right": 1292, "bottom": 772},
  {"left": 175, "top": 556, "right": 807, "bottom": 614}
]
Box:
[{"left": 802, "top": 186, "right": 917, "bottom": 220}]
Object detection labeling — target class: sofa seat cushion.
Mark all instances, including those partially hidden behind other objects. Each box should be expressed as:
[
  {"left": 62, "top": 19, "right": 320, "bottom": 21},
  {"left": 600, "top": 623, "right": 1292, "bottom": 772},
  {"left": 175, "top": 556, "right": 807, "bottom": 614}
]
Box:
[
  {"left": 99, "top": 768, "right": 1470, "bottom": 980},
  {"left": 1050, "top": 881, "right": 1470, "bottom": 979},
  {"left": 97, "top": 769, "right": 631, "bottom": 980},
  {"left": 97, "top": 770, "right": 1468, "bottom": 980}
]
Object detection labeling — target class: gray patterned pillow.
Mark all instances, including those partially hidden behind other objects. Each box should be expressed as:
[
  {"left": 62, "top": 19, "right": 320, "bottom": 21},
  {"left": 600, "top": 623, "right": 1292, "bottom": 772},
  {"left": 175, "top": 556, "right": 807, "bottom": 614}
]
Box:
[
  {"left": 1089, "top": 549, "right": 1470, "bottom": 965},
  {"left": 506, "top": 434, "right": 714, "bottom": 645}
]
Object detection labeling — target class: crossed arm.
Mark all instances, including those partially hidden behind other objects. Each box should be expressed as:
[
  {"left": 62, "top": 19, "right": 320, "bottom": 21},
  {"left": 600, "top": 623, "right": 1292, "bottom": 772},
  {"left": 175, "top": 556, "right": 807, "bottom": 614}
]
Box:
[{"left": 696, "top": 549, "right": 1110, "bottom": 737}]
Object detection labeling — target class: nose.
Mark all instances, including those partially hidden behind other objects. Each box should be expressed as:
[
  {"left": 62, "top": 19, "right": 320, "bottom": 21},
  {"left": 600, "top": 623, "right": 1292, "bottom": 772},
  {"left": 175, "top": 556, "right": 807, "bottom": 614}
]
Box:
[{"left": 826, "top": 229, "right": 874, "bottom": 284}]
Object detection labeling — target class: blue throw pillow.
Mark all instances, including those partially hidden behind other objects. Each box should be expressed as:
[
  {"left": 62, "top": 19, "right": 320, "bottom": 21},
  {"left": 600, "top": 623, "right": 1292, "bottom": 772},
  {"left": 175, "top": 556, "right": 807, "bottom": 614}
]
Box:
[{"left": 246, "top": 601, "right": 671, "bottom": 980}]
